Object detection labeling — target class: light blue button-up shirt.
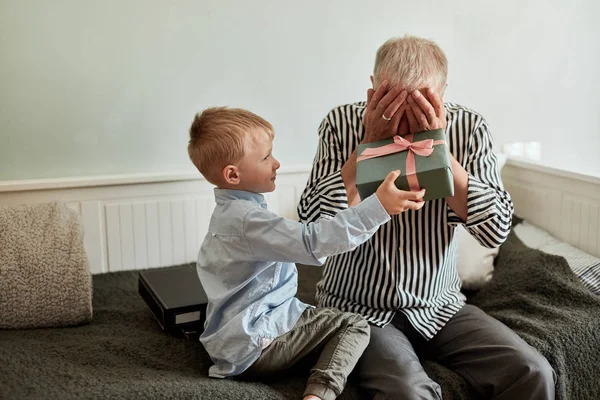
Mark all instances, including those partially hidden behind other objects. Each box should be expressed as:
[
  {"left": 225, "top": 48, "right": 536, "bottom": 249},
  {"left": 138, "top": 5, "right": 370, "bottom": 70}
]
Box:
[{"left": 197, "top": 188, "right": 390, "bottom": 378}]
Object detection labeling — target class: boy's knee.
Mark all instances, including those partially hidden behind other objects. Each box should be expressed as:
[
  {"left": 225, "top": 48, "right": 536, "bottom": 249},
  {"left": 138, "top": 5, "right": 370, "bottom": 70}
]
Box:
[{"left": 343, "top": 312, "right": 370, "bottom": 334}]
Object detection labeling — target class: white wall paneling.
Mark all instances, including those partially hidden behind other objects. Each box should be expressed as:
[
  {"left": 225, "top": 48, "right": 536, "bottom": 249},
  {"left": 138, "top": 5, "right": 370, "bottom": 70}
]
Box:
[
  {"left": 502, "top": 158, "right": 600, "bottom": 258},
  {"left": 2, "top": 160, "right": 598, "bottom": 274},
  {"left": 0, "top": 168, "right": 311, "bottom": 274}
]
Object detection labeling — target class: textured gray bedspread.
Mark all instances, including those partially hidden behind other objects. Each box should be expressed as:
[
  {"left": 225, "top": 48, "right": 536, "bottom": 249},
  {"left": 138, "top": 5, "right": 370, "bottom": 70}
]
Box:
[{"left": 1, "top": 232, "right": 599, "bottom": 399}]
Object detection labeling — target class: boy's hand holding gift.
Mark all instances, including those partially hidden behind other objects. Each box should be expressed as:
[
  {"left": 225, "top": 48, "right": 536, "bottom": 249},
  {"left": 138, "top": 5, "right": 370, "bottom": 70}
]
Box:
[{"left": 375, "top": 169, "right": 426, "bottom": 215}]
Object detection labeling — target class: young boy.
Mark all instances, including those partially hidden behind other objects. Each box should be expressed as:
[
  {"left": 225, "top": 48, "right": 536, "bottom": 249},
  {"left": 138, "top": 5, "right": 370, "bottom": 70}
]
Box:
[{"left": 187, "top": 106, "right": 426, "bottom": 400}]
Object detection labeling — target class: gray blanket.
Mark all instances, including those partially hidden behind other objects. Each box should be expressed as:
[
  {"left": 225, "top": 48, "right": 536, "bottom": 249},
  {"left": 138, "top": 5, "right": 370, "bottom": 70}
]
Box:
[
  {"left": 1, "top": 232, "right": 598, "bottom": 399},
  {"left": 468, "top": 232, "right": 600, "bottom": 400}
]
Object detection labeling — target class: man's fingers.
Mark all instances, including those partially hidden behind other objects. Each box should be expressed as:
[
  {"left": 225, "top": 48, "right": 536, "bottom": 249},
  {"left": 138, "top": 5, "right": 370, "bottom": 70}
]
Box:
[
  {"left": 369, "top": 80, "right": 389, "bottom": 111},
  {"left": 411, "top": 90, "right": 437, "bottom": 126},
  {"left": 383, "top": 90, "right": 408, "bottom": 120},
  {"left": 390, "top": 103, "right": 407, "bottom": 132},
  {"left": 427, "top": 88, "right": 445, "bottom": 119},
  {"left": 406, "top": 106, "right": 419, "bottom": 133},
  {"left": 377, "top": 85, "right": 403, "bottom": 115},
  {"left": 366, "top": 88, "right": 374, "bottom": 108},
  {"left": 408, "top": 99, "right": 430, "bottom": 130},
  {"left": 398, "top": 114, "right": 410, "bottom": 136}
]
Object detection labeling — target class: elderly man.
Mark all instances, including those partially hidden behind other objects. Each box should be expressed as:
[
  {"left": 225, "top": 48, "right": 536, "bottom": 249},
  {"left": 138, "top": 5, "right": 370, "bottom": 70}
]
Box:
[{"left": 298, "top": 35, "right": 555, "bottom": 399}]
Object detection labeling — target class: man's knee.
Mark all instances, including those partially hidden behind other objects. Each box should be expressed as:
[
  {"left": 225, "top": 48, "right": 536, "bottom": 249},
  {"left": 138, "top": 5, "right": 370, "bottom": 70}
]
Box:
[
  {"left": 514, "top": 347, "right": 556, "bottom": 395},
  {"left": 372, "top": 377, "right": 442, "bottom": 400},
  {"left": 527, "top": 352, "right": 555, "bottom": 386}
]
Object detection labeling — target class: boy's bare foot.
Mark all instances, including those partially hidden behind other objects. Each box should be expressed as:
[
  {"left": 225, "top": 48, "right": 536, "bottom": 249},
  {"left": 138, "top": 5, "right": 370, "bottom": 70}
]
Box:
[{"left": 303, "top": 396, "right": 322, "bottom": 400}]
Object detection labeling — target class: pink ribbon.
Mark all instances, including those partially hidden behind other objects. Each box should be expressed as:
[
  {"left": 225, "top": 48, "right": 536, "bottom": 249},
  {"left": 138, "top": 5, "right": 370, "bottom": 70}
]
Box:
[{"left": 357, "top": 134, "right": 446, "bottom": 191}]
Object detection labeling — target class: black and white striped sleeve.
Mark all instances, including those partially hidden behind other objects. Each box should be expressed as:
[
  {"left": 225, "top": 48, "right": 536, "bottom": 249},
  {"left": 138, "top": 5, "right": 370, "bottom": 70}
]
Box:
[
  {"left": 447, "top": 118, "right": 514, "bottom": 248},
  {"left": 297, "top": 117, "right": 349, "bottom": 223}
]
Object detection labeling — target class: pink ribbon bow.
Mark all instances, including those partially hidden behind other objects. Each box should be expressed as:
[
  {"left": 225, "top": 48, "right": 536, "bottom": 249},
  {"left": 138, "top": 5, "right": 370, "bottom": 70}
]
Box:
[{"left": 357, "top": 134, "right": 446, "bottom": 191}]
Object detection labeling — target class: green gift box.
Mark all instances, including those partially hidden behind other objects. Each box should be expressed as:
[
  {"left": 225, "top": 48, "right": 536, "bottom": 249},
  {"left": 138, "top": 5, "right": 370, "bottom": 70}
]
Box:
[{"left": 356, "top": 129, "right": 454, "bottom": 202}]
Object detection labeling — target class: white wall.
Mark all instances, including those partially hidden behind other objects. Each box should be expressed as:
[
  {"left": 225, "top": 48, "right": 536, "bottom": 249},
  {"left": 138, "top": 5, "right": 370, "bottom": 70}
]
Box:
[{"left": 1, "top": 0, "right": 599, "bottom": 181}]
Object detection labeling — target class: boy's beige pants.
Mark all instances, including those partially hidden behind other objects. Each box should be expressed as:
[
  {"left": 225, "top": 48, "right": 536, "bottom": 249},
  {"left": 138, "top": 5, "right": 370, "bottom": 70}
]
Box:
[{"left": 238, "top": 307, "right": 370, "bottom": 400}]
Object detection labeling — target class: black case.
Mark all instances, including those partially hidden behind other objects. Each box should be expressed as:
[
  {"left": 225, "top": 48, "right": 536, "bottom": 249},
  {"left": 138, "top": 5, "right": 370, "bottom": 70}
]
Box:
[{"left": 138, "top": 264, "right": 208, "bottom": 332}]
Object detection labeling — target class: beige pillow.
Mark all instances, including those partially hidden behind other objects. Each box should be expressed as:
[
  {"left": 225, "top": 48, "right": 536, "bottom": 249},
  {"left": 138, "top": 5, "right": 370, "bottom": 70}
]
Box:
[
  {"left": 456, "top": 225, "right": 498, "bottom": 290},
  {"left": 456, "top": 153, "right": 507, "bottom": 290},
  {"left": 0, "top": 202, "right": 92, "bottom": 329}
]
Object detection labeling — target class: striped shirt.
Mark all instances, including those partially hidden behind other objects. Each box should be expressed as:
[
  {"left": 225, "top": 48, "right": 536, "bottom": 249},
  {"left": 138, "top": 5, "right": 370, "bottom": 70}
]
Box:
[{"left": 297, "top": 101, "right": 514, "bottom": 339}]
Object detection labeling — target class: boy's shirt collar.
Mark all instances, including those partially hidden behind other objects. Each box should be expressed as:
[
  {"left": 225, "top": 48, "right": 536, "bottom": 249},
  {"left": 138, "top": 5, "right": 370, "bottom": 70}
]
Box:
[{"left": 214, "top": 188, "right": 266, "bottom": 206}]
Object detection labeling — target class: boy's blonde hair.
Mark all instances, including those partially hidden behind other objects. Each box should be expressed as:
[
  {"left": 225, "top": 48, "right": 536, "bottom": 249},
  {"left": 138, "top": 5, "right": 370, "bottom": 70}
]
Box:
[
  {"left": 373, "top": 35, "right": 448, "bottom": 93},
  {"left": 188, "top": 107, "right": 274, "bottom": 183}
]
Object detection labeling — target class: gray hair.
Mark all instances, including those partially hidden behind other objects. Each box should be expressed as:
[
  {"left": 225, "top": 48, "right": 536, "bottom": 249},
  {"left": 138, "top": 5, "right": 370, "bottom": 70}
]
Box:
[{"left": 373, "top": 35, "right": 448, "bottom": 93}]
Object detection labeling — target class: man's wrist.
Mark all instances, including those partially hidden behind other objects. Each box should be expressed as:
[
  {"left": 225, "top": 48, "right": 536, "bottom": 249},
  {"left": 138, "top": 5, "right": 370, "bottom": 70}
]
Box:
[
  {"left": 360, "top": 134, "right": 373, "bottom": 145},
  {"left": 450, "top": 156, "right": 468, "bottom": 182},
  {"left": 341, "top": 151, "right": 360, "bottom": 206},
  {"left": 445, "top": 155, "right": 469, "bottom": 221},
  {"left": 341, "top": 150, "right": 357, "bottom": 181}
]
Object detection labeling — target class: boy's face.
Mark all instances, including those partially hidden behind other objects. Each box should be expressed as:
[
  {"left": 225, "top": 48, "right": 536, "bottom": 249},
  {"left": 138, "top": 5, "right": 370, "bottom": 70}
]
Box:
[{"left": 234, "top": 130, "right": 280, "bottom": 193}]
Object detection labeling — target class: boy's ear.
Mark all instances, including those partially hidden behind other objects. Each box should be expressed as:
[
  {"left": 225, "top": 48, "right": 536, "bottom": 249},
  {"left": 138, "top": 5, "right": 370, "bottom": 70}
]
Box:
[{"left": 222, "top": 165, "right": 240, "bottom": 185}]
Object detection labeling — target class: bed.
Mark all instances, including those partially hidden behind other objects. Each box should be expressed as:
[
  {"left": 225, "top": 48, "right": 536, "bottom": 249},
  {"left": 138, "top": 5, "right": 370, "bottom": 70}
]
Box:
[{"left": 1, "top": 218, "right": 600, "bottom": 400}]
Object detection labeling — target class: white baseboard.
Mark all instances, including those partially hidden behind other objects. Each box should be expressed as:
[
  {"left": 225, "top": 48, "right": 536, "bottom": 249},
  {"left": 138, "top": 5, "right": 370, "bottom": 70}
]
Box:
[{"left": 0, "top": 168, "right": 312, "bottom": 274}]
